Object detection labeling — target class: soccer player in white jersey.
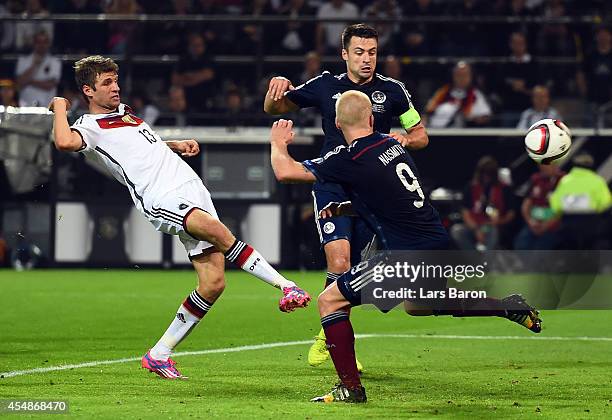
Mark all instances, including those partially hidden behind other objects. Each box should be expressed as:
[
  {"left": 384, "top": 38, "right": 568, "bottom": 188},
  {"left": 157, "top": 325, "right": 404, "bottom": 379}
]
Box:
[{"left": 48, "top": 55, "right": 310, "bottom": 380}]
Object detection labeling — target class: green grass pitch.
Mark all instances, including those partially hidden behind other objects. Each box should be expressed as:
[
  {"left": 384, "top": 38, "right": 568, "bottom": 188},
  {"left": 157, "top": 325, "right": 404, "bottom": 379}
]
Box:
[{"left": 1, "top": 269, "right": 611, "bottom": 418}]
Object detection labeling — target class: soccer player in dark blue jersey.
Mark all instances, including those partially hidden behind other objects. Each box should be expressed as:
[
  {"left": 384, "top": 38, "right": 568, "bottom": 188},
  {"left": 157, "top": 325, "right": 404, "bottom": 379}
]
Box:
[
  {"left": 264, "top": 23, "right": 428, "bottom": 369},
  {"left": 270, "top": 91, "right": 542, "bottom": 403}
]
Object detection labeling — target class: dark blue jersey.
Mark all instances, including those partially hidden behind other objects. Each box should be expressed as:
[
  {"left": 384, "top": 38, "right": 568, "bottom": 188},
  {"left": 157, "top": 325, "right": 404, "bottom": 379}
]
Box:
[
  {"left": 302, "top": 132, "right": 449, "bottom": 250},
  {"left": 286, "top": 72, "right": 420, "bottom": 158}
]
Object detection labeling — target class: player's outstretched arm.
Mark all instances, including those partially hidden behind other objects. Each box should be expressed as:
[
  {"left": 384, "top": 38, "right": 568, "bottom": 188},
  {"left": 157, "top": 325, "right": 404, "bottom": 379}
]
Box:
[
  {"left": 165, "top": 139, "right": 200, "bottom": 157},
  {"left": 48, "top": 97, "right": 83, "bottom": 152},
  {"left": 270, "top": 119, "right": 316, "bottom": 183},
  {"left": 263, "top": 76, "right": 300, "bottom": 115}
]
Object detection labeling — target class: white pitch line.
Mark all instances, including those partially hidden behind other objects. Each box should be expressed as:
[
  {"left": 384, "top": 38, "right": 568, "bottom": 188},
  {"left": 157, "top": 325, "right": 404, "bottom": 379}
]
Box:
[
  {"left": 356, "top": 333, "right": 612, "bottom": 342},
  {"left": 0, "top": 340, "right": 313, "bottom": 379},
  {"left": 2, "top": 334, "right": 611, "bottom": 379}
]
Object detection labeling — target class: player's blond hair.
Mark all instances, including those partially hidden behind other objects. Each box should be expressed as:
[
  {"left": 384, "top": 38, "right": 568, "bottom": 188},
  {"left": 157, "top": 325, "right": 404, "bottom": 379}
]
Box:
[
  {"left": 335, "top": 90, "right": 372, "bottom": 129},
  {"left": 74, "top": 55, "right": 119, "bottom": 102}
]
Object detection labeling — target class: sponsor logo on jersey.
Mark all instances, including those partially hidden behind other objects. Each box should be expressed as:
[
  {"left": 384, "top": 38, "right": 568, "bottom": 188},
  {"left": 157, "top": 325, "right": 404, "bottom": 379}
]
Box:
[
  {"left": 371, "top": 91, "right": 386, "bottom": 104},
  {"left": 97, "top": 114, "right": 144, "bottom": 129},
  {"left": 323, "top": 222, "right": 335, "bottom": 234}
]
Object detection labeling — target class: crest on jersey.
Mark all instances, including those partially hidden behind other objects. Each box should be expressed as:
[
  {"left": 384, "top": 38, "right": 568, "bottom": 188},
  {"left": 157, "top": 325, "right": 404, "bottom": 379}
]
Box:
[
  {"left": 97, "top": 113, "right": 144, "bottom": 129},
  {"left": 122, "top": 114, "right": 139, "bottom": 124},
  {"left": 323, "top": 222, "right": 335, "bottom": 234},
  {"left": 371, "top": 91, "right": 386, "bottom": 104}
]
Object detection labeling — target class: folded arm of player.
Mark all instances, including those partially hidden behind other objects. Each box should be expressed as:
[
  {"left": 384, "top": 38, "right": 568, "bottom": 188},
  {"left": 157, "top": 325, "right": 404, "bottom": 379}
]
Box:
[
  {"left": 270, "top": 119, "right": 316, "bottom": 183},
  {"left": 263, "top": 76, "right": 300, "bottom": 115},
  {"left": 165, "top": 139, "right": 200, "bottom": 157},
  {"left": 49, "top": 97, "right": 84, "bottom": 152}
]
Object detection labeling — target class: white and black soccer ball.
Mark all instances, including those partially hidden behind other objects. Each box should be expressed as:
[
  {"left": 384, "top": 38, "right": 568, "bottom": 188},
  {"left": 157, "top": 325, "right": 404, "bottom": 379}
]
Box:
[{"left": 524, "top": 118, "right": 572, "bottom": 165}]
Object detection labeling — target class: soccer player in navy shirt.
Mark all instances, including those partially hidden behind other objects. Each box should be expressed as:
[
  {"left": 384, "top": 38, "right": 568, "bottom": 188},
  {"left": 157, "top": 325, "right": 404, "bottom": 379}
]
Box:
[
  {"left": 270, "top": 91, "right": 542, "bottom": 403},
  {"left": 264, "top": 23, "right": 428, "bottom": 369}
]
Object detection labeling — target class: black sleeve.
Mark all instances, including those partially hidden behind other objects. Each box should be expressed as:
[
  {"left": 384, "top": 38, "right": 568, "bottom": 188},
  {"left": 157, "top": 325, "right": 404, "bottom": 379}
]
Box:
[
  {"left": 285, "top": 71, "right": 327, "bottom": 109},
  {"left": 387, "top": 79, "right": 422, "bottom": 128},
  {"left": 389, "top": 79, "right": 414, "bottom": 116},
  {"left": 301, "top": 146, "right": 351, "bottom": 184}
]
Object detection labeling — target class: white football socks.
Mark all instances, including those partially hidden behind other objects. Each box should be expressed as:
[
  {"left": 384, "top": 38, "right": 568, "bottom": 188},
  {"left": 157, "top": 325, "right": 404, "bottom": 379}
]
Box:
[
  {"left": 149, "top": 290, "right": 211, "bottom": 361},
  {"left": 224, "top": 240, "right": 295, "bottom": 290}
]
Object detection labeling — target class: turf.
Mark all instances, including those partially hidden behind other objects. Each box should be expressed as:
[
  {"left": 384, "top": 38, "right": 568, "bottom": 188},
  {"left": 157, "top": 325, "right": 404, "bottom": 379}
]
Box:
[{"left": 0, "top": 269, "right": 611, "bottom": 419}]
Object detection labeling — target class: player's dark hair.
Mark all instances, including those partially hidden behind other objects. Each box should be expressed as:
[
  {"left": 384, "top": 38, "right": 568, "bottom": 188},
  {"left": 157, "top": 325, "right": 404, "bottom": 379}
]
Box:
[
  {"left": 341, "top": 24, "right": 378, "bottom": 50},
  {"left": 74, "top": 55, "right": 119, "bottom": 102}
]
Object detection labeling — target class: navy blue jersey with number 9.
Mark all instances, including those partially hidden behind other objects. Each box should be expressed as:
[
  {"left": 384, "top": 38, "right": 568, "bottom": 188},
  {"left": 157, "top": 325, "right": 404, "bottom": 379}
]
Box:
[{"left": 303, "top": 132, "right": 449, "bottom": 250}]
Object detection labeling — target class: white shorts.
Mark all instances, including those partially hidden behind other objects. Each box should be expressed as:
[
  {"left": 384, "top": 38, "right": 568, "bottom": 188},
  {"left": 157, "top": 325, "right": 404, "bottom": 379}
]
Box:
[{"left": 145, "top": 179, "right": 219, "bottom": 259}]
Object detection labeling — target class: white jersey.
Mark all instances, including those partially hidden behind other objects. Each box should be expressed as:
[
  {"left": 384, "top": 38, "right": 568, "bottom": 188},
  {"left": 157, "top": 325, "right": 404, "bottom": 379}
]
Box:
[{"left": 70, "top": 104, "right": 201, "bottom": 215}]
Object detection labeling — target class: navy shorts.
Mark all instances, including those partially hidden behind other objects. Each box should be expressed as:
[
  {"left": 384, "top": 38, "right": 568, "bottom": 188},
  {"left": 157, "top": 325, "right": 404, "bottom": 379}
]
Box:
[
  {"left": 312, "top": 187, "right": 375, "bottom": 265},
  {"left": 336, "top": 254, "right": 449, "bottom": 310},
  {"left": 336, "top": 259, "right": 377, "bottom": 307}
]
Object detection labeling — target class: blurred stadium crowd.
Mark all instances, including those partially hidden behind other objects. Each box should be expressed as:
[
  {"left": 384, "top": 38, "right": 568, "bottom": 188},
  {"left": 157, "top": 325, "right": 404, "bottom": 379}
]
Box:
[{"left": 1, "top": 0, "right": 612, "bottom": 127}]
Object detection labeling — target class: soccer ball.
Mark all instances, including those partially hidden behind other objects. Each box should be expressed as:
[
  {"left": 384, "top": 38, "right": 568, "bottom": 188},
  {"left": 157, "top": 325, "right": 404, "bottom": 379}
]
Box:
[{"left": 524, "top": 119, "right": 572, "bottom": 165}]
